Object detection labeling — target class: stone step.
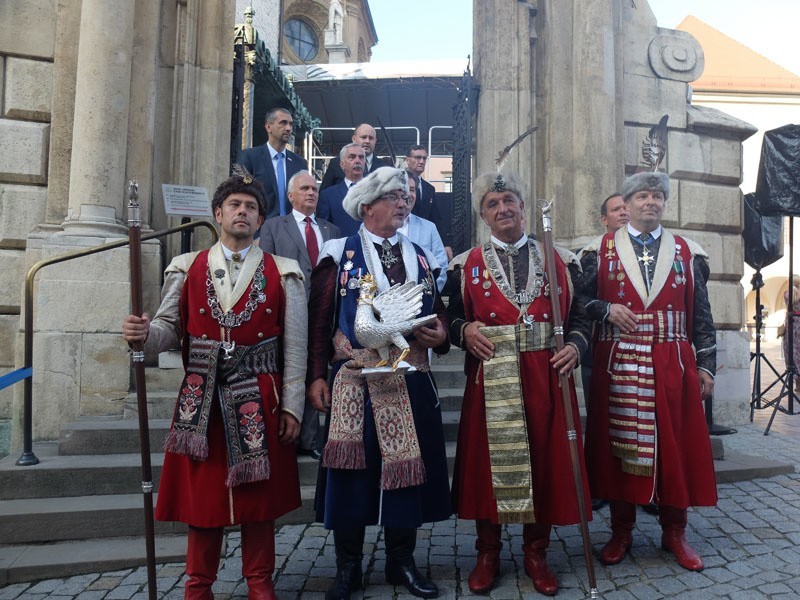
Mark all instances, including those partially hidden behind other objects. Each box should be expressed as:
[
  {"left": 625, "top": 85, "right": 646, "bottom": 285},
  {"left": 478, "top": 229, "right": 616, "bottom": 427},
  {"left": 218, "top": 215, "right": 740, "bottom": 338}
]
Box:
[
  {"left": 59, "top": 411, "right": 463, "bottom": 457},
  {"left": 0, "top": 438, "right": 459, "bottom": 501},
  {"left": 0, "top": 535, "right": 188, "bottom": 587},
  {"left": 0, "top": 494, "right": 185, "bottom": 544},
  {"left": 0, "top": 443, "right": 165, "bottom": 500}
]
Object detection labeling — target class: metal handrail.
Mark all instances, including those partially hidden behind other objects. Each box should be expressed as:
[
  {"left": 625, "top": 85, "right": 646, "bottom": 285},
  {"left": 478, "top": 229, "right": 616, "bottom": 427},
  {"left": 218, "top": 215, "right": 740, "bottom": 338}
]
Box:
[{"left": 16, "top": 220, "right": 219, "bottom": 466}]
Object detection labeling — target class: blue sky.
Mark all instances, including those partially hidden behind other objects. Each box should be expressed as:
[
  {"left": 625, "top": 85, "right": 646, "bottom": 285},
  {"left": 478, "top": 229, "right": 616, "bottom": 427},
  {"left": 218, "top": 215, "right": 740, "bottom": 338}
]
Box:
[{"left": 368, "top": 0, "right": 800, "bottom": 75}]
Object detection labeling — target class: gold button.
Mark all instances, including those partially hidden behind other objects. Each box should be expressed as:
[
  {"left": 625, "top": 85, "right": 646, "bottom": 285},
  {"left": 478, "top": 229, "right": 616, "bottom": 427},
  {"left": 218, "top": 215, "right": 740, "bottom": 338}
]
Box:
[
  {"left": 490, "top": 312, "right": 496, "bottom": 318},
  {"left": 627, "top": 302, "right": 632, "bottom": 307},
  {"left": 199, "top": 308, "right": 205, "bottom": 314},
  {"left": 667, "top": 304, "right": 673, "bottom": 309},
  {"left": 543, "top": 313, "right": 549, "bottom": 320},
  {"left": 266, "top": 308, "right": 272, "bottom": 314},
  {"left": 258, "top": 332, "right": 264, "bottom": 339},
  {"left": 484, "top": 292, "right": 490, "bottom": 297},
  {"left": 201, "top": 334, "right": 208, "bottom": 340}
]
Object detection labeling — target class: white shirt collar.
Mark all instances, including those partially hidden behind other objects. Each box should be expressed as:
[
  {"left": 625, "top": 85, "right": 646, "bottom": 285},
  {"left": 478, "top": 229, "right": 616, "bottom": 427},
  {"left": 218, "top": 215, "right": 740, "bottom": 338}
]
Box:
[
  {"left": 221, "top": 243, "right": 252, "bottom": 261},
  {"left": 344, "top": 177, "right": 358, "bottom": 188},
  {"left": 491, "top": 233, "right": 528, "bottom": 250},
  {"left": 627, "top": 223, "right": 662, "bottom": 240},
  {"left": 292, "top": 209, "right": 316, "bottom": 223},
  {"left": 267, "top": 143, "right": 285, "bottom": 160},
  {"left": 363, "top": 227, "right": 399, "bottom": 246}
]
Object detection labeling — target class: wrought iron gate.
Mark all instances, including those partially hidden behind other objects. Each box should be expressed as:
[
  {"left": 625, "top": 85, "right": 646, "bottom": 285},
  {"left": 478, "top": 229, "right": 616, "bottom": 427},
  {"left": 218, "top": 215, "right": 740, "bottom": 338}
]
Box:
[{"left": 450, "top": 62, "right": 477, "bottom": 254}]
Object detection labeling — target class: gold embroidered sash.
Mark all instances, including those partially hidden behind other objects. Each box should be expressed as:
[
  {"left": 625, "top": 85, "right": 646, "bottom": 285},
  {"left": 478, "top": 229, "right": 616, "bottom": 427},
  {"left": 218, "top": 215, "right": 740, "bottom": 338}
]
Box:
[{"left": 480, "top": 324, "right": 536, "bottom": 523}]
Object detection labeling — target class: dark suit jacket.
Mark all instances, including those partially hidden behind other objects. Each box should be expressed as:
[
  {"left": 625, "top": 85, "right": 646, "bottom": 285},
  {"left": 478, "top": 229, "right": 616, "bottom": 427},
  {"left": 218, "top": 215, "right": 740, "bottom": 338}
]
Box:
[
  {"left": 238, "top": 143, "right": 308, "bottom": 218},
  {"left": 317, "top": 181, "right": 361, "bottom": 238},
  {"left": 259, "top": 213, "right": 340, "bottom": 297},
  {"left": 319, "top": 154, "right": 390, "bottom": 191},
  {"left": 411, "top": 177, "right": 438, "bottom": 220}
]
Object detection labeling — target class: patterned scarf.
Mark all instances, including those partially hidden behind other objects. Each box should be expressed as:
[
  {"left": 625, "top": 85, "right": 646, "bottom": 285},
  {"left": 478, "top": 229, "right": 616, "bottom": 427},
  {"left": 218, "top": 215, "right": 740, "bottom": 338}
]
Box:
[{"left": 323, "top": 331, "right": 427, "bottom": 490}]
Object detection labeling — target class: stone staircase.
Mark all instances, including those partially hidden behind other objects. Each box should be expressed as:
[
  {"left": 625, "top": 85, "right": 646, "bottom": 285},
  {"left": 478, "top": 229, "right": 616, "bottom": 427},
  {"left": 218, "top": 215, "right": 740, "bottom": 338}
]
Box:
[{"left": 0, "top": 349, "right": 468, "bottom": 586}]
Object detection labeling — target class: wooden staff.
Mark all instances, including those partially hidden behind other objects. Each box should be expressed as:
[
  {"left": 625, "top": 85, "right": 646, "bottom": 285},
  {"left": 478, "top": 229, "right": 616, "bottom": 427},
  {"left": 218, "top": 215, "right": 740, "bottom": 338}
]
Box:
[
  {"left": 539, "top": 199, "right": 599, "bottom": 599},
  {"left": 127, "top": 181, "right": 157, "bottom": 600}
]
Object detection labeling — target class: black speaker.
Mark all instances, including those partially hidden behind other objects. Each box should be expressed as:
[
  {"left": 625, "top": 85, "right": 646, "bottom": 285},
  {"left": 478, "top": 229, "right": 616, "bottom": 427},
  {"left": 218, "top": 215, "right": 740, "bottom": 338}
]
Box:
[
  {"left": 743, "top": 193, "right": 783, "bottom": 270},
  {"left": 753, "top": 124, "right": 800, "bottom": 216}
]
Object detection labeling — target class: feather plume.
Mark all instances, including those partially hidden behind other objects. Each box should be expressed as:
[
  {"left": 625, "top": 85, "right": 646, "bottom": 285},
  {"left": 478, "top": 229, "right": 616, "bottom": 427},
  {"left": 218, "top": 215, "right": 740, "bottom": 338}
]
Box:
[
  {"left": 231, "top": 163, "right": 255, "bottom": 184},
  {"left": 495, "top": 126, "right": 537, "bottom": 170},
  {"left": 641, "top": 114, "right": 668, "bottom": 172}
]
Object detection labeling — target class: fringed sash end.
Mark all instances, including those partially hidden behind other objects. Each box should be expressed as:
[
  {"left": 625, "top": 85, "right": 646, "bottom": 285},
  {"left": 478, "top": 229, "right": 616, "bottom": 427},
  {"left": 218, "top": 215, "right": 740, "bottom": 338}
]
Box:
[
  {"left": 164, "top": 430, "right": 209, "bottom": 461},
  {"left": 322, "top": 439, "right": 366, "bottom": 470},
  {"left": 226, "top": 456, "right": 271, "bottom": 487},
  {"left": 498, "top": 509, "right": 536, "bottom": 525},
  {"left": 380, "top": 457, "right": 426, "bottom": 490}
]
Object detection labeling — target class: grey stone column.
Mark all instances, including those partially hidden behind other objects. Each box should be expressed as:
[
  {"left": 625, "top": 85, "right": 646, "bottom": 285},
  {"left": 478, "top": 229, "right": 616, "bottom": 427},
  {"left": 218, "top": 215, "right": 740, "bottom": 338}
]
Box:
[
  {"left": 62, "top": 0, "right": 135, "bottom": 235},
  {"left": 534, "top": 0, "right": 623, "bottom": 247},
  {"left": 472, "top": 0, "right": 535, "bottom": 241}
]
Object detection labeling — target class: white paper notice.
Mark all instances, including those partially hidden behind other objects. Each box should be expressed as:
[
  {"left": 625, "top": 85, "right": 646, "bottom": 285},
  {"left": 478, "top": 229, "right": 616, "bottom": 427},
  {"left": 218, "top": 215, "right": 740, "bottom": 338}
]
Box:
[{"left": 162, "top": 184, "right": 212, "bottom": 217}]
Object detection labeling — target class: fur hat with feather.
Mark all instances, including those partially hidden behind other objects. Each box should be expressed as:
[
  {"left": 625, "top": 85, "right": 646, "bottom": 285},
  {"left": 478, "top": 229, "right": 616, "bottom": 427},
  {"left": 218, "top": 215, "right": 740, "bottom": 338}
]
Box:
[{"left": 621, "top": 115, "right": 670, "bottom": 201}]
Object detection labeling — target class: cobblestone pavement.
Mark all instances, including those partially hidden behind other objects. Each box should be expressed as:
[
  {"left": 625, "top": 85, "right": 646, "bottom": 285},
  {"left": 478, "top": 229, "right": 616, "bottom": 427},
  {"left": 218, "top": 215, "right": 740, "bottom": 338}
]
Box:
[{"left": 4, "top": 342, "right": 800, "bottom": 599}]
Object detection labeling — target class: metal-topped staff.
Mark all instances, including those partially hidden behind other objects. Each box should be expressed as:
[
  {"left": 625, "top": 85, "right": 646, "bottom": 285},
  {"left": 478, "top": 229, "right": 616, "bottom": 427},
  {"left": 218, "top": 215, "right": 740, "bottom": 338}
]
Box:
[
  {"left": 539, "top": 199, "right": 599, "bottom": 599},
  {"left": 127, "top": 180, "right": 157, "bottom": 600}
]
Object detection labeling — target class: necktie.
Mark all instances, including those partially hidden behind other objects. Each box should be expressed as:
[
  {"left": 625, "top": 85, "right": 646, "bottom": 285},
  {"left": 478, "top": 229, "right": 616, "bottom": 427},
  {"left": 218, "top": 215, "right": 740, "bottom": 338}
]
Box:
[
  {"left": 305, "top": 217, "right": 319, "bottom": 267},
  {"left": 639, "top": 232, "right": 651, "bottom": 243},
  {"left": 276, "top": 152, "right": 286, "bottom": 215}
]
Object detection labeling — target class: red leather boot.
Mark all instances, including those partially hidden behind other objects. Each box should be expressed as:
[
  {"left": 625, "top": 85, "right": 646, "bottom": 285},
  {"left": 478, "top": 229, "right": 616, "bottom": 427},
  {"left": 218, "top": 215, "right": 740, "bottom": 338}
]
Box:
[
  {"left": 241, "top": 521, "right": 278, "bottom": 599},
  {"left": 659, "top": 506, "right": 703, "bottom": 571},
  {"left": 599, "top": 500, "right": 636, "bottom": 565},
  {"left": 467, "top": 520, "right": 502, "bottom": 594},
  {"left": 185, "top": 526, "right": 224, "bottom": 599},
  {"left": 522, "top": 523, "right": 557, "bottom": 596}
]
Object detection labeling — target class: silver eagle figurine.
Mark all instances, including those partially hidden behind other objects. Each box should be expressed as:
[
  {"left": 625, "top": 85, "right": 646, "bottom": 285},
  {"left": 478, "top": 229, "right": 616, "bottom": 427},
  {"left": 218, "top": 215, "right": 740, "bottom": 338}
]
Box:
[{"left": 353, "top": 274, "right": 438, "bottom": 371}]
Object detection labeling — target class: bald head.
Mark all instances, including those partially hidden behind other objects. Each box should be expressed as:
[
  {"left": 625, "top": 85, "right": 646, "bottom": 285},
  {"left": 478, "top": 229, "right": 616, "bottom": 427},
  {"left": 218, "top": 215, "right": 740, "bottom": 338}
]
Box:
[{"left": 352, "top": 123, "right": 377, "bottom": 156}]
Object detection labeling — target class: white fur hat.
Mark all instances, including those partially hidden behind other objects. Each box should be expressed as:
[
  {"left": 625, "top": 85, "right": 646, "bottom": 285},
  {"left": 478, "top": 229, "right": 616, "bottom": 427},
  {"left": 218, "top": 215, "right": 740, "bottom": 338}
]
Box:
[
  {"left": 472, "top": 169, "right": 527, "bottom": 212},
  {"left": 342, "top": 167, "right": 409, "bottom": 220},
  {"left": 621, "top": 171, "right": 670, "bottom": 200}
]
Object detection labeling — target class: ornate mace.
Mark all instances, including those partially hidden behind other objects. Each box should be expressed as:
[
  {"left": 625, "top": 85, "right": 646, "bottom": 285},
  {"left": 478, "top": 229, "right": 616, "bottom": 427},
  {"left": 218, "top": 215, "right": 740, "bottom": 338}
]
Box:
[
  {"left": 539, "top": 199, "right": 599, "bottom": 599},
  {"left": 127, "top": 181, "right": 157, "bottom": 599}
]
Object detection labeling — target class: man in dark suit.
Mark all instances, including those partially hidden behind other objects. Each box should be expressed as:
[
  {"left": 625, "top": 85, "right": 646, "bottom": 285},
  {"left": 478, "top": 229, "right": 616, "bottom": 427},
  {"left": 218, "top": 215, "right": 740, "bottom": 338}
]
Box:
[
  {"left": 406, "top": 145, "right": 452, "bottom": 261},
  {"left": 317, "top": 143, "right": 367, "bottom": 238},
  {"left": 239, "top": 107, "right": 308, "bottom": 219},
  {"left": 260, "top": 171, "right": 340, "bottom": 458},
  {"left": 320, "top": 123, "right": 390, "bottom": 191}
]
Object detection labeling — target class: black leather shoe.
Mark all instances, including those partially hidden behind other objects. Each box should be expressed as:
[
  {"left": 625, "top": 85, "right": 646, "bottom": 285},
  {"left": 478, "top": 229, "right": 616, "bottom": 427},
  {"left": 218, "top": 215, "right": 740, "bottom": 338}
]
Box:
[
  {"left": 326, "top": 561, "right": 362, "bottom": 600},
  {"left": 298, "top": 447, "right": 322, "bottom": 460},
  {"left": 386, "top": 563, "right": 438, "bottom": 599}
]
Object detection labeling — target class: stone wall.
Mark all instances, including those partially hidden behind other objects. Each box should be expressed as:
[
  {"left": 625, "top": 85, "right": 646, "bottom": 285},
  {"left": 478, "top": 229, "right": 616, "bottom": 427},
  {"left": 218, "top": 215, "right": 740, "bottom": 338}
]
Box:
[
  {"left": 0, "top": 0, "right": 57, "bottom": 456},
  {"left": 1, "top": 0, "right": 234, "bottom": 453}
]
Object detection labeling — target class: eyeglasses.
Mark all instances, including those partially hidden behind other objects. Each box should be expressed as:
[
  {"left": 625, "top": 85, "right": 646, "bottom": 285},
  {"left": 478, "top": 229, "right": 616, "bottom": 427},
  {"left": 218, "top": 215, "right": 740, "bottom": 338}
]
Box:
[
  {"left": 409, "top": 155, "right": 428, "bottom": 161},
  {"left": 378, "top": 193, "right": 411, "bottom": 205}
]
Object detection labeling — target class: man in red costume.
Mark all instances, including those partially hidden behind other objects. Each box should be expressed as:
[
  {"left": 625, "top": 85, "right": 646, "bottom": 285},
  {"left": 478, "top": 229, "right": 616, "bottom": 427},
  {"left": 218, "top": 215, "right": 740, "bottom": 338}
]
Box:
[
  {"left": 578, "top": 171, "right": 717, "bottom": 572},
  {"left": 445, "top": 170, "right": 592, "bottom": 596},
  {"left": 122, "top": 169, "right": 307, "bottom": 599}
]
